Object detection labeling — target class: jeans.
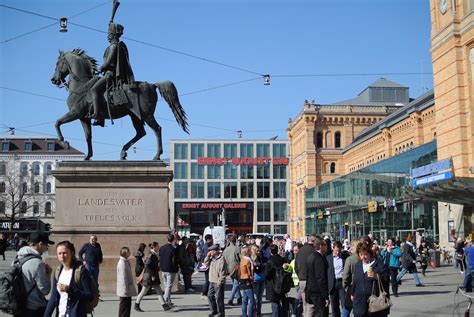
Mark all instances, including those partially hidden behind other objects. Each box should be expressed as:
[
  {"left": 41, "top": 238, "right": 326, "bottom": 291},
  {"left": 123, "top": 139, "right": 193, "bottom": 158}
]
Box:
[
  {"left": 241, "top": 288, "right": 255, "bottom": 317},
  {"left": 396, "top": 267, "right": 421, "bottom": 285},
  {"left": 202, "top": 270, "right": 210, "bottom": 296},
  {"left": 271, "top": 297, "right": 289, "bottom": 317},
  {"left": 85, "top": 264, "right": 100, "bottom": 289},
  {"left": 229, "top": 277, "right": 241, "bottom": 302},
  {"left": 208, "top": 282, "right": 225, "bottom": 316},
  {"left": 254, "top": 281, "right": 265, "bottom": 316},
  {"left": 463, "top": 266, "right": 474, "bottom": 292},
  {"left": 389, "top": 268, "right": 399, "bottom": 295},
  {"left": 341, "top": 307, "right": 351, "bottom": 317},
  {"left": 330, "top": 280, "right": 345, "bottom": 317},
  {"left": 162, "top": 272, "right": 176, "bottom": 303}
]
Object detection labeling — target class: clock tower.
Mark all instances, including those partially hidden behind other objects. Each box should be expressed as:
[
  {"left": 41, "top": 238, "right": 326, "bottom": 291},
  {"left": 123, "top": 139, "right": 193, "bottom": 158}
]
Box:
[{"left": 430, "top": 0, "right": 473, "bottom": 247}]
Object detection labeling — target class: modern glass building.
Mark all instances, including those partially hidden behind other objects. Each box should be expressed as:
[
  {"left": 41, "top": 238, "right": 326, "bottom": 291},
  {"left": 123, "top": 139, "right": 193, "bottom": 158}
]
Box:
[
  {"left": 170, "top": 140, "right": 289, "bottom": 236},
  {"left": 305, "top": 140, "right": 439, "bottom": 242}
]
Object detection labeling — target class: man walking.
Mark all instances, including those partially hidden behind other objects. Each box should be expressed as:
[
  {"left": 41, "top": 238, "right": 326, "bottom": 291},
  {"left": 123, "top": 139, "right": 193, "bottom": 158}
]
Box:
[
  {"left": 204, "top": 245, "right": 227, "bottom": 317},
  {"left": 79, "top": 235, "right": 103, "bottom": 288},
  {"left": 200, "top": 234, "right": 214, "bottom": 300},
  {"left": 223, "top": 235, "right": 241, "bottom": 306},
  {"left": 462, "top": 239, "right": 474, "bottom": 292},
  {"left": 17, "top": 232, "right": 54, "bottom": 316},
  {"left": 305, "top": 236, "right": 329, "bottom": 317},
  {"left": 265, "top": 244, "right": 289, "bottom": 317},
  {"left": 295, "top": 234, "right": 316, "bottom": 317},
  {"left": 159, "top": 233, "right": 179, "bottom": 307},
  {"left": 326, "top": 241, "right": 347, "bottom": 317}
]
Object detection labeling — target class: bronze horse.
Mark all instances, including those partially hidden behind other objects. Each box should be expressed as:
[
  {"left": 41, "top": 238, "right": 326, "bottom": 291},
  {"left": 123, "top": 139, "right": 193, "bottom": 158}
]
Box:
[{"left": 51, "top": 49, "right": 189, "bottom": 160}]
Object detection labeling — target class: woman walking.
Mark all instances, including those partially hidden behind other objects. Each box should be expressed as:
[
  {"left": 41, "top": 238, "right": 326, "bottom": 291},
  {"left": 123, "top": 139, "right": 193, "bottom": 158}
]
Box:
[
  {"left": 44, "top": 241, "right": 94, "bottom": 317},
  {"left": 117, "top": 246, "right": 137, "bottom": 317},
  {"left": 134, "top": 242, "right": 170, "bottom": 312},
  {"left": 380, "top": 239, "right": 402, "bottom": 297},
  {"left": 455, "top": 238, "right": 467, "bottom": 274},
  {"left": 134, "top": 243, "right": 146, "bottom": 293},
  {"left": 251, "top": 245, "right": 265, "bottom": 317},
  {"left": 239, "top": 246, "right": 255, "bottom": 317}
]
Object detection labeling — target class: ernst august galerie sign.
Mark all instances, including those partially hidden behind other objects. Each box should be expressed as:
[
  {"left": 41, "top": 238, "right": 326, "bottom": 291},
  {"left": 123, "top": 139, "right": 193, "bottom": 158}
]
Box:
[{"left": 197, "top": 156, "right": 289, "bottom": 165}]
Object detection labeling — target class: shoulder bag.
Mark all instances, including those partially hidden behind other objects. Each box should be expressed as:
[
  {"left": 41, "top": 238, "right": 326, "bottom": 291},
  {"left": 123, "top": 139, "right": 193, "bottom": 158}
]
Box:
[{"left": 367, "top": 275, "right": 392, "bottom": 313}]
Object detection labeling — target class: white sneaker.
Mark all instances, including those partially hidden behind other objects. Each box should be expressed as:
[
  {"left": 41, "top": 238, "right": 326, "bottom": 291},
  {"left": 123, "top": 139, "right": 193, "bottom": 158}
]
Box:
[{"left": 201, "top": 295, "right": 208, "bottom": 300}]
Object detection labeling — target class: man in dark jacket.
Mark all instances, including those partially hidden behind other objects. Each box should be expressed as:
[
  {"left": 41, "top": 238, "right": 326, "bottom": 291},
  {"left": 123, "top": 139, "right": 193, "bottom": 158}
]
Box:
[
  {"left": 200, "top": 234, "right": 213, "bottom": 299},
  {"left": 326, "top": 241, "right": 347, "bottom": 317},
  {"left": 159, "top": 233, "right": 179, "bottom": 307},
  {"left": 295, "top": 234, "right": 316, "bottom": 317},
  {"left": 305, "top": 236, "right": 329, "bottom": 317},
  {"left": 264, "top": 244, "right": 288, "bottom": 317},
  {"left": 78, "top": 235, "right": 103, "bottom": 289}
]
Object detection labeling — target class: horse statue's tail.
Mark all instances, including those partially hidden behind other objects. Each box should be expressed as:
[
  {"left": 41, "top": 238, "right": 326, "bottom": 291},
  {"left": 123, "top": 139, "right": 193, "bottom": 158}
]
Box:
[{"left": 154, "top": 81, "right": 189, "bottom": 134}]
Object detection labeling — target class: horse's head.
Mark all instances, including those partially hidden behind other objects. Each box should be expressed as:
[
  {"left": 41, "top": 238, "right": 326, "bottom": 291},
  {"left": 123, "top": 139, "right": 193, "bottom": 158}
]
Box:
[{"left": 51, "top": 50, "right": 69, "bottom": 87}]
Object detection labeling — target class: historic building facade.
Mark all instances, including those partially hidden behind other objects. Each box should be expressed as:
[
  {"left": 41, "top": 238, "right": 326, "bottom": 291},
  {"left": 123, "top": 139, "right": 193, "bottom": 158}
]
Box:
[{"left": 0, "top": 137, "right": 85, "bottom": 234}]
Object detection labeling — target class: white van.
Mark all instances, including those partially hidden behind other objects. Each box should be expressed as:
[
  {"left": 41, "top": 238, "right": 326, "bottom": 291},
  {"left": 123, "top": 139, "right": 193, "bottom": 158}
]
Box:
[{"left": 203, "top": 226, "right": 226, "bottom": 248}]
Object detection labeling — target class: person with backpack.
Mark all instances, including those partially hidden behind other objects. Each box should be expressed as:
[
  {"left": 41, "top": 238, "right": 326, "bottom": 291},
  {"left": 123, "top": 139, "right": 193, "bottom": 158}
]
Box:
[
  {"left": 117, "top": 246, "right": 137, "bottom": 317},
  {"left": 1, "top": 232, "right": 53, "bottom": 317},
  {"left": 264, "top": 243, "right": 289, "bottom": 317},
  {"left": 44, "top": 240, "right": 95, "bottom": 317}
]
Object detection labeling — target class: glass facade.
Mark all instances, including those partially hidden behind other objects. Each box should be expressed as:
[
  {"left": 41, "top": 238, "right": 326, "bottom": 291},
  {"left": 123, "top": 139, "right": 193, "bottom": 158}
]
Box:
[{"left": 305, "top": 141, "right": 439, "bottom": 242}]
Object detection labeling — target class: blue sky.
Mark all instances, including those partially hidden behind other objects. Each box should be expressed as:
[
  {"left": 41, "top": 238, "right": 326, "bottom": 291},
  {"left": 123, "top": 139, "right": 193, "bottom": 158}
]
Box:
[{"left": 0, "top": 0, "right": 433, "bottom": 160}]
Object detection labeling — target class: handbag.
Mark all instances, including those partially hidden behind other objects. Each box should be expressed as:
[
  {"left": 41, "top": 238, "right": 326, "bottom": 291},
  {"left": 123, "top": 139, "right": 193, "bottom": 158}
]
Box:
[{"left": 367, "top": 275, "right": 392, "bottom": 313}]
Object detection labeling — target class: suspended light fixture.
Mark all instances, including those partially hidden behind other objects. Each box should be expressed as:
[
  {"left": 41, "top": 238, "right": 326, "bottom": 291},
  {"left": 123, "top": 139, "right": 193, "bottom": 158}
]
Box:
[
  {"left": 263, "top": 74, "right": 270, "bottom": 86},
  {"left": 59, "top": 17, "right": 68, "bottom": 33}
]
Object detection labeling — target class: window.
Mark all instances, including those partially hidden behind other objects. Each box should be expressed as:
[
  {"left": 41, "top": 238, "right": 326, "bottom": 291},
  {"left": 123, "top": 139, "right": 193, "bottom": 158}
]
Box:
[
  {"left": 240, "top": 144, "right": 253, "bottom": 157},
  {"left": 316, "top": 132, "right": 323, "bottom": 148},
  {"left": 174, "top": 163, "right": 187, "bottom": 179},
  {"left": 274, "top": 202, "right": 287, "bottom": 221},
  {"left": 224, "top": 144, "right": 237, "bottom": 158},
  {"left": 21, "top": 163, "right": 28, "bottom": 176},
  {"left": 207, "top": 144, "right": 221, "bottom": 157},
  {"left": 46, "top": 164, "right": 52, "bottom": 175},
  {"left": 21, "top": 182, "right": 27, "bottom": 194},
  {"left": 20, "top": 201, "right": 27, "bottom": 213},
  {"left": 224, "top": 164, "right": 237, "bottom": 179},
  {"left": 330, "top": 162, "right": 336, "bottom": 174},
  {"left": 257, "top": 202, "right": 270, "bottom": 222},
  {"left": 208, "top": 182, "right": 221, "bottom": 198},
  {"left": 257, "top": 182, "right": 270, "bottom": 198},
  {"left": 174, "top": 182, "right": 188, "bottom": 198},
  {"left": 274, "top": 182, "right": 286, "bottom": 198},
  {"left": 0, "top": 164, "right": 5, "bottom": 176},
  {"left": 240, "top": 165, "right": 254, "bottom": 179},
  {"left": 191, "top": 182, "right": 204, "bottom": 198},
  {"left": 224, "top": 182, "right": 237, "bottom": 198},
  {"left": 274, "top": 225, "right": 287, "bottom": 234},
  {"left": 0, "top": 182, "right": 5, "bottom": 193},
  {"left": 33, "top": 164, "right": 40, "bottom": 175},
  {"left": 191, "top": 144, "right": 204, "bottom": 159},
  {"left": 46, "top": 182, "right": 52, "bottom": 193},
  {"left": 1, "top": 142, "right": 9, "bottom": 152},
  {"left": 241, "top": 182, "right": 254, "bottom": 198},
  {"left": 257, "top": 165, "right": 270, "bottom": 179},
  {"left": 45, "top": 202, "right": 52, "bottom": 215},
  {"left": 191, "top": 163, "right": 204, "bottom": 179},
  {"left": 273, "top": 144, "right": 286, "bottom": 157},
  {"left": 273, "top": 165, "right": 287, "bottom": 179},
  {"left": 0, "top": 201, "right": 5, "bottom": 213},
  {"left": 335, "top": 132, "right": 341, "bottom": 148},
  {"left": 33, "top": 201, "right": 39, "bottom": 214},
  {"left": 174, "top": 143, "right": 188, "bottom": 159},
  {"left": 47, "top": 142, "right": 55, "bottom": 152},
  {"left": 34, "top": 182, "right": 40, "bottom": 193},
  {"left": 256, "top": 144, "right": 270, "bottom": 157},
  {"left": 24, "top": 141, "right": 32, "bottom": 151},
  {"left": 208, "top": 165, "right": 221, "bottom": 179},
  {"left": 257, "top": 225, "right": 270, "bottom": 233}
]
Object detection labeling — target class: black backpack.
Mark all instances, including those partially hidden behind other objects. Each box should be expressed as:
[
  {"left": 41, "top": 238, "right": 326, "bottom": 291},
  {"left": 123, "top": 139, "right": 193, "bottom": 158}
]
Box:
[
  {"left": 0, "top": 254, "right": 41, "bottom": 315},
  {"left": 272, "top": 266, "right": 293, "bottom": 295}
]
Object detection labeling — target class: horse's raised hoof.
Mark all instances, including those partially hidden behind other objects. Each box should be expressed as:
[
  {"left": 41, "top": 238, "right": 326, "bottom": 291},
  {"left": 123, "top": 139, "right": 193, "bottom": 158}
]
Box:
[
  {"left": 120, "top": 151, "right": 127, "bottom": 160},
  {"left": 84, "top": 156, "right": 91, "bottom": 161},
  {"left": 59, "top": 140, "right": 70, "bottom": 149},
  {"left": 153, "top": 154, "right": 161, "bottom": 160}
]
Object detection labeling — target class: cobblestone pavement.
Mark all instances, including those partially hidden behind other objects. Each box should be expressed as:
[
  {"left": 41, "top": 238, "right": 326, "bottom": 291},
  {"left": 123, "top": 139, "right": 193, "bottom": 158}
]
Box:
[{"left": 0, "top": 250, "right": 471, "bottom": 316}]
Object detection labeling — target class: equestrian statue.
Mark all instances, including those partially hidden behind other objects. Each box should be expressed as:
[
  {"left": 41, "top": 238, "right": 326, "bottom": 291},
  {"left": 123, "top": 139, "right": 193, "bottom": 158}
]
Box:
[{"left": 51, "top": 1, "right": 188, "bottom": 160}]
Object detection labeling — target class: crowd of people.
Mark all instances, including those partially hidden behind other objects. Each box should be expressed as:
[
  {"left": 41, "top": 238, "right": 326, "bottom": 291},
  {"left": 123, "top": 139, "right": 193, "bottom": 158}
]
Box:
[{"left": 4, "top": 229, "right": 470, "bottom": 317}]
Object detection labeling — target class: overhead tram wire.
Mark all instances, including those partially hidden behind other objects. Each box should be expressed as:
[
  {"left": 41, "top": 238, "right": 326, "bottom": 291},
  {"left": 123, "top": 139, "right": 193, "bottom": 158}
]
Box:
[
  {"left": 272, "top": 72, "right": 433, "bottom": 78},
  {"left": 0, "top": 1, "right": 110, "bottom": 45}
]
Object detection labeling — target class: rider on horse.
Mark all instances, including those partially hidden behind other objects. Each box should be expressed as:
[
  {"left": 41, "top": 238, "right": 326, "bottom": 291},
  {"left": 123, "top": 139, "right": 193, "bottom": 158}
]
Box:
[{"left": 89, "top": 22, "right": 135, "bottom": 127}]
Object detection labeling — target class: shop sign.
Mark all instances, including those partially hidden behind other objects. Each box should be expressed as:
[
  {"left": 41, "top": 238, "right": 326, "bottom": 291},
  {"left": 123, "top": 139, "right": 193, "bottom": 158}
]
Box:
[
  {"left": 355, "top": 220, "right": 361, "bottom": 225},
  {"left": 412, "top": 159, "right": 452, "bottom": 178},
  {"left": 368, "top": 200, "right": 378, "bottom": 213},
  {"left": 383, "top": 199, "right": 396, "bottom": 208},
  {"left": 412, "top": 171, "right": 453, "bottom": 188},
  {"left": 197, "top": 156, "right": 289, "bottom": 166},
  {"left": 181, "top": 202, "right": 248, "bottom": 210},
  {"left": 310, "top": 212, "right": 316, "bottom": 219},
  {"left": 317, "top": 210, "right": 324, "bottom": 219},
  {"left": 1, "top": 222, "right": 20, "bottom": 230}
]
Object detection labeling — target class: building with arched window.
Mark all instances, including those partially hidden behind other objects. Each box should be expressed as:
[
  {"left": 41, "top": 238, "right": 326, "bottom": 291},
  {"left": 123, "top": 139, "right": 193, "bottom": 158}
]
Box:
[{"left": 0, "top": 137, "right": 84, "bottom": 233}]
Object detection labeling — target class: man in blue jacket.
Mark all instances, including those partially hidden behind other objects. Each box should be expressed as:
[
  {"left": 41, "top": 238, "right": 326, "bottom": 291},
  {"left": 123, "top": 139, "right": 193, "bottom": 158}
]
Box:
[
  {"left": 380, "top": 238, "right": 402, "bottom": 297},
  {"left": 159, "top": 233, "right": 179, "bottom": 307},
  {"left": 462, "top": 239, "right": 474, "bottom": 292},
  {"left": 78, "top": 235, "right": 103, "bottom": 289}
]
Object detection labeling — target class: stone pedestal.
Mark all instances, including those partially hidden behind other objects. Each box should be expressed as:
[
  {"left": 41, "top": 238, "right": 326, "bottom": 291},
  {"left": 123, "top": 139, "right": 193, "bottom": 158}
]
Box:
[{"left": 49, "top": 161, "right": 173, "bottom": 293}]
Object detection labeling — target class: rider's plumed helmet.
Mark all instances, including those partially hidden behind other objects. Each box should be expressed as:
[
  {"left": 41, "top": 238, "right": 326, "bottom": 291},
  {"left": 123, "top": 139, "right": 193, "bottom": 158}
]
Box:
[{"left": 108, "top": 22, "right": 124, "bottom": 36}]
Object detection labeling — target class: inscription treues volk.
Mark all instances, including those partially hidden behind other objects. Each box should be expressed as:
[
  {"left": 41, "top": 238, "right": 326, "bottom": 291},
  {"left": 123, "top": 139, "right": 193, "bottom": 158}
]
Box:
[{"left": 78, "top": 192, "right": 144, "bottom": 223}]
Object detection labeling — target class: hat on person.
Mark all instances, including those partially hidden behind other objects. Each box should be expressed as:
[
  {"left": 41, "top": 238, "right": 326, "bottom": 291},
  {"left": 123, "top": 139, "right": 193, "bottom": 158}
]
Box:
[
  {"left": 29, "top": 232, "right": 55, "bottom": 245},
  {"left": 208, "top": 244, "right": 219, "bottom": 251}
]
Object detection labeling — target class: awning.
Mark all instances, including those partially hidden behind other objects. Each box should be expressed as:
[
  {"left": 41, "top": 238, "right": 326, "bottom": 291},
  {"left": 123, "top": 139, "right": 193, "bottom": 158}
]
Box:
[{"left": 407, "top": 177, "right": 474, "bottom": 205}]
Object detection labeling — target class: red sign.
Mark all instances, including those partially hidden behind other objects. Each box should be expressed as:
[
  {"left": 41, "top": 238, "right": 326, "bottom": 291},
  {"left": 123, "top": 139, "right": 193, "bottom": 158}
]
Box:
[
  {"left": 197, "top": 157, "right": 289, "bottom": 166},
  {"left": 181, "top": 203, "right": 248, "bottom": 209}
]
